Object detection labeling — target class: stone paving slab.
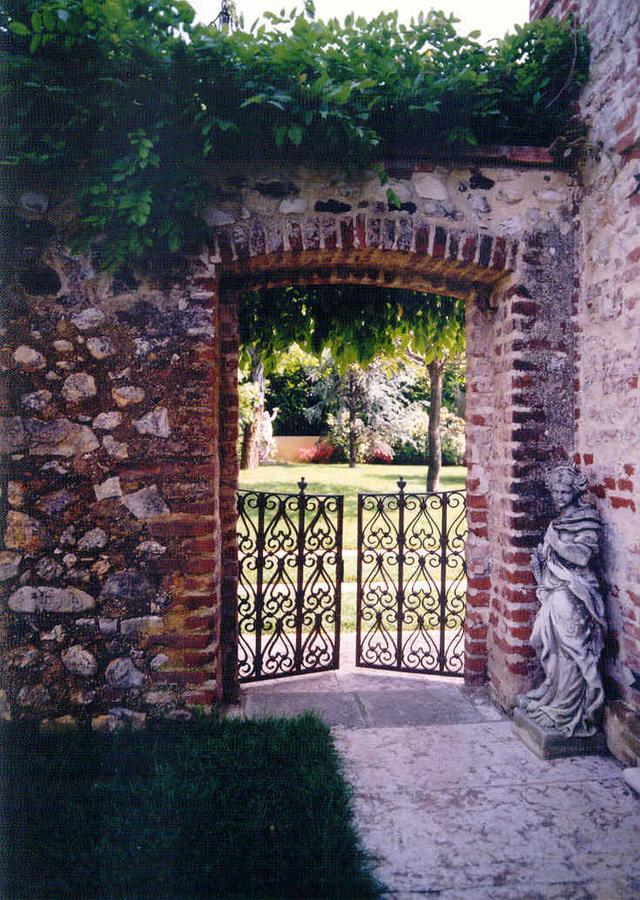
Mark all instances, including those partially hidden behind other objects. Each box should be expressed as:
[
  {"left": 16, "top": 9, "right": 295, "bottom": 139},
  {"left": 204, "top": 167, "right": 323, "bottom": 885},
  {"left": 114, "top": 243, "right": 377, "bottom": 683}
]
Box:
[
  {"left": 357, "top": 688, "right": 484, "bottom": 728},
  {"left": 335, "top": 721, "right": 640, "bottom": 899},
  {"left": 244, "top": 689, "right": 367, "bottom": 728},
  {"left": 403, "top": 877, "right": 640, "bottom": 899},
  {"left": 242, "top": 680, "right": 500, "bottom": 730}
]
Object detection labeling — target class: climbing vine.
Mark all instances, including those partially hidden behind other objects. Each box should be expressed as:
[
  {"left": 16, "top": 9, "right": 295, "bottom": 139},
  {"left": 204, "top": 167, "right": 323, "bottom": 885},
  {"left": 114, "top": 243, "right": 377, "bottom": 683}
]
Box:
[{"left": 1, "top": 0, "right": 589, "bottom": 268}]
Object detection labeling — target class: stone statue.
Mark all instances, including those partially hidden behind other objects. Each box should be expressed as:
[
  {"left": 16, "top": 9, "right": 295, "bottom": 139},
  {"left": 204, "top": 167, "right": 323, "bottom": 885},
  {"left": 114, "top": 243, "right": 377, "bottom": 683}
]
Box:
[
  {"left": 518, "top": 464, "right": 606, "bottom": 738},
  {"left": 258, "top": 407, "right": 279, "bottom": 463}
]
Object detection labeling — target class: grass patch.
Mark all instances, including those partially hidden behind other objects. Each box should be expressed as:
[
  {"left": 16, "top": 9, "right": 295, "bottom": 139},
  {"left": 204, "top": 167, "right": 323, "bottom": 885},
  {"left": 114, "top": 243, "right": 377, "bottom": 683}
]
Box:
[{"left": 1, "top": 714, "right": 383, "bottom": 899}]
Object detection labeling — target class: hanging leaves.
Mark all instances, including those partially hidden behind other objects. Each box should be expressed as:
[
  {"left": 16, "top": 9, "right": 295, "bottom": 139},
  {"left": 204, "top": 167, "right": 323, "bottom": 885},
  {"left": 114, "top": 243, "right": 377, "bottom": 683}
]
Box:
[{"left": 2, "top": 0, "right": 589, "bottom": 268}]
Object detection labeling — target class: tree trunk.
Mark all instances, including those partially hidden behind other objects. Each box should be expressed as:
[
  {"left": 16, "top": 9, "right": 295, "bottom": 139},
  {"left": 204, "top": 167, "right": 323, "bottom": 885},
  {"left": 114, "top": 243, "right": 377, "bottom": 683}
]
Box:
[
  {"left": 239, "top": 356, "right": 265, "bottom": 470},
  {"left": 426, "top": 359, "right": 444, "bottom": 492},
  {"left": 348, "top": 401, "right": 357, "bottom": 468},
  {"left": 346, "top": 367, "right": 358, "bottom": 468}
]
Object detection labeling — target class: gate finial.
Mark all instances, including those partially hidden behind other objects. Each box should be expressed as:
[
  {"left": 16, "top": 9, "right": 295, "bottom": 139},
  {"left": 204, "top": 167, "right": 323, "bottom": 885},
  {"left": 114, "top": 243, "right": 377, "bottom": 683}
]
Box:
[
  {"left": 298, "top": 477, "right": 307, "bottom": 493},
  {"left": 397, "top": 477, "right": 407, "bottom": 492}
]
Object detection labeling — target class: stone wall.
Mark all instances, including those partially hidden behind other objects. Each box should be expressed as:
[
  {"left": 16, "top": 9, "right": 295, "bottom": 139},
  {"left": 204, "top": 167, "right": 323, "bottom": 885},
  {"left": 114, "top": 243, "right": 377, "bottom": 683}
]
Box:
[
  {"left": 531, "top": 0, "right": 640, "bottom": 765},
  {"left": 1, "top": 158, "right": 579, "bottom": 727},
  {"left": 1, "top": 243, "right": 222, "bottom": 728}
]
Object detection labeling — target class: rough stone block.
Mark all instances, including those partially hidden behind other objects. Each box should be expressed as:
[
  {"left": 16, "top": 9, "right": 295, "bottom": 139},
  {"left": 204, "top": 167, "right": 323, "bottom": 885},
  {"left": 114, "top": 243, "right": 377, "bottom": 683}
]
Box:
[{"left": 513, "top": 707, "right": 609, "bottom": 760}]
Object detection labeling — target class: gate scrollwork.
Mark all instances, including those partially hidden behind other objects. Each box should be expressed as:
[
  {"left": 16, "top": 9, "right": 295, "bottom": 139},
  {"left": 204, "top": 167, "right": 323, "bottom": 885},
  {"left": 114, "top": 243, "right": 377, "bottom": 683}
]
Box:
[
  {"left": 237, "top": 479, "right": 343, "bottom": 682},
  {"left": 356, "top": 481, "right": 467, "bottom": 676}
]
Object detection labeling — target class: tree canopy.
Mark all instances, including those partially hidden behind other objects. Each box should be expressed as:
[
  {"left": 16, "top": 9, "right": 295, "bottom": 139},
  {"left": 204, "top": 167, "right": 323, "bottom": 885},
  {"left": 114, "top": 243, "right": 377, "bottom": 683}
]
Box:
[
  {"left": 2, "top": 0, "right": 589, "bottom": 268},
  {"left": 240, "top": 285, "right": 465, "bottom": 372}
]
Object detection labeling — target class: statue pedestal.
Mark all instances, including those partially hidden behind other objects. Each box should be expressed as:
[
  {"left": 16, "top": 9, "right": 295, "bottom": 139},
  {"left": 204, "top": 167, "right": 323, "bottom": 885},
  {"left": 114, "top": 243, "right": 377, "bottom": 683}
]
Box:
[{"left": 512, "top": 707, "right": 608, "bottom": 760}]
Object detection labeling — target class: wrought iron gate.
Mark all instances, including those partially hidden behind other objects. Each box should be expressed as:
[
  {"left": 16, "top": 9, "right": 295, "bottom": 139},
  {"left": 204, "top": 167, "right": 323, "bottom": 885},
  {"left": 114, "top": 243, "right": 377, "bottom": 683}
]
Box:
[
  {"left": 356, "top": 479, "right": 467, "bottom": 676},
  {"left": 237, "top": 478, "right": 343, "bottom": 682}
]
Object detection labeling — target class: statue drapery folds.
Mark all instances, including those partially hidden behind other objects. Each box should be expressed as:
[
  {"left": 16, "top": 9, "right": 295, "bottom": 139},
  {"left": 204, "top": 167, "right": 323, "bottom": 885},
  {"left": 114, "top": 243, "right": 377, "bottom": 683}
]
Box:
[{"left": 518, "top": 465, "right": 606, "bottom": 738}]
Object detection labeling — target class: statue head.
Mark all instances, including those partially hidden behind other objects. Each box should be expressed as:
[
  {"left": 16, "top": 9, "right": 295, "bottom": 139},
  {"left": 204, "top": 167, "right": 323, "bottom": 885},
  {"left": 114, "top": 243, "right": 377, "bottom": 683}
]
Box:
[{"left": 547, "top": 464, "right": 589, "bottom": 512}]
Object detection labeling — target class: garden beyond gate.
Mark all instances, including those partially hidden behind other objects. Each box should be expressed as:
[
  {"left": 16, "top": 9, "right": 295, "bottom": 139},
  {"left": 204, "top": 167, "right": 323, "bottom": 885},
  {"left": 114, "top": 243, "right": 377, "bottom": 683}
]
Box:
[{"left": 237, "top": 478, "right": 467, "bottom": 682}]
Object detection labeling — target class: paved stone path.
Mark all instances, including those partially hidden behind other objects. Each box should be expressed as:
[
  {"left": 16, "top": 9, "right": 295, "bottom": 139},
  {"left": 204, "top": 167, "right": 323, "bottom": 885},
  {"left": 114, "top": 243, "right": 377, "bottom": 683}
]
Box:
[{"left": 241, "top": 637, "right": 640, "bottom": 898}]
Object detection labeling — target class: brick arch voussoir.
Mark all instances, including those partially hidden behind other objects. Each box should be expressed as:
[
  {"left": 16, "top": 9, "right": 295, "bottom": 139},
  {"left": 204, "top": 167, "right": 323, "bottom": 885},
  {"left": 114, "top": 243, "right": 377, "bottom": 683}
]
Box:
[{"left": 212, "top": 213, "right": 517, "bottom": 300}]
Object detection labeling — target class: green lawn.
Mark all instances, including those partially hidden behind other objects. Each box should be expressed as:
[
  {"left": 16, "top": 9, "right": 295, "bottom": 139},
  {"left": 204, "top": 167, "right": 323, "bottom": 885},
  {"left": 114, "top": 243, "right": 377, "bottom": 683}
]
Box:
[
  {"left": 1, "top": 716, "right": 383, "bottom": 899},
  {"left": 238, "top": 464, "right": 467, "bottom": 632}
]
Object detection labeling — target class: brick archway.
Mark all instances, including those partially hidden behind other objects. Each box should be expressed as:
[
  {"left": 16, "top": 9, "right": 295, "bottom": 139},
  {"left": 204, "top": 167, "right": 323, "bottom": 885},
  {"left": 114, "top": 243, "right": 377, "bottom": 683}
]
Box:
[{"left": 209, "top": 195, "right": 575, "bottom": 707}]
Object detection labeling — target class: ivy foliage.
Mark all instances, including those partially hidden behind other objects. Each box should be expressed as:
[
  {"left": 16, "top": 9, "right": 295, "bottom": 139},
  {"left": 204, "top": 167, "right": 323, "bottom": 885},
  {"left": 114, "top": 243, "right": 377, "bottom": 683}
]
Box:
[
  {"left": 2, "top": 0, "right": 589, "bottom": 268},
  {"left": 240, "top": 285, "right": 465, "bottom": 371}
]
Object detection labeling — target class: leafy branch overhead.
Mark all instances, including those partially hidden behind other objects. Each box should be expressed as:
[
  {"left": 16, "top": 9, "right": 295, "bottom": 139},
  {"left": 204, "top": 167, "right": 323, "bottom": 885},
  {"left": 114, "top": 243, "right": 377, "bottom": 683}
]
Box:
[
  {"left": 2, "top": 0, "right": 589, "bottom": 267},
  {"left": 240, "top": 286, "right": 465, "bottom": 371}
]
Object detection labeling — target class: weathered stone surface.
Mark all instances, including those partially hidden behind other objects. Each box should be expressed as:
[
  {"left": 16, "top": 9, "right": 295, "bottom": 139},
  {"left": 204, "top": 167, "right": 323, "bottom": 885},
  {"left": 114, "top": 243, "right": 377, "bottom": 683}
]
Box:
[
  {"left": 26, "top": 418, "right": 100, "bottom": 457},
  {"left": 121, "top": 485, "right": 169, "bottom": 519},
  {"left": 143, "top": 690, "right": 176, "bottom": 707},
  {"left": 21, "top": 390, "right": 52, "bottom": 411},
  {"left": 40, "top": 624, "right": 65, "bottom": 642},
  {"left": 105, "top": 657, "right": 145, "bottom": 689},
  {"left": 99, "top": 618, "right": 118, "bottom": 636},
  {"left": 86, "top": 336, "right": 115, "bottom": 360},
  {"left": 62, "top": 372, "right": 97, "bottom": 403},
  {"left": 9, "top": 481, "right": 25, "bottom": 508},
  {"left": 133, "top": 406, "right": 171, "bottom": 438},
  {"left": 468, "top": 193, "right": 491, "bottom": 214},
  {"left": 62, "top": 645, "right": 98, "bottom": 678},
  {"left": 112, "top": 385, "right": 145, "bottom": 408},
  {"left": 203, "top": 207, "right": 235, "bottom": 227},
  {"left": 0, "top": 551, "right": 22, "bottom": 582},
  {"left": 36, "top": 557, "right": 64, "bottom": 581},
  {"left": 42, "top": 715, "right": 78, "bottom": 730},
  {"left": 513, "top": 707, "right": 608, "bottom": 760},
  {"left": 497, "top": 186, "right": 524, "bottom": 205},
  {"left": 5, "top": 510, "right": 51, "bottom": 552},
  {"left": 71, "top": 307, "right": 106, "bottom": 331},
  {"left": 77, "top": 528, "right": 108, "bottom": 551},
  {"left": 60, "top": 526, "right": 76, "bottom": 546},
  {"left": 120, "top": 616, "right": 163, "bottom": 637},
  {"left": 13, "top": 345, "right": 46, "bottom": 371},
  {"left": 92, "top": 411, "right": 122, "bottom": 430},
  {"left": 101, "top": 570, "right": 154, "bottom": 603},
  {"left": 19, "top": 191, "right": 48, "bottom": 213},
  {"left": 102, "top": 435, "right": 128, "bottom": 459},
  {"left": 412, "top": 173, "right": 449, "bottom": 201},
  {"left": 535, "top": 188, "right": 564, "bottom": 203},
  {"left": 94, "top": 476, "right": 122, "bottom": 501},
  {"left": 179, "top": 307, "right": 214, "bottom": 338},
  {"left": 53, "top": 339, "right": 74, "bottom": 353},
  {"left": 37, "top": 488, "right": 76, "bottom": 516},
  {"left": 136, "top": 540, "right": 166, "bottom": 557},
  {"left": 6, "top": 647, "right": 40, "bottom": 669},
  {"left": 91, "top": 715, "right": 120, "bottom": 733},
  {"left": 0, "top": 417, "right": 27, "bottom": 454},
  {"left": 108, "top": 707, "right": 147, "bottom": 728},
  {"left": 279, "top": 197, "right": 308, "bottom": 214},
  {"left": 18, "top": 684, "right": 50, "bottom": 709},
  {"left": 150, "top": 653, "right": 169, "bottom": 670},
  {"left": 70, "top": 689, "right": 96, "bottom": 705},
  {"left": 8, "top": 586, "right": 96, "bottom": 613}
]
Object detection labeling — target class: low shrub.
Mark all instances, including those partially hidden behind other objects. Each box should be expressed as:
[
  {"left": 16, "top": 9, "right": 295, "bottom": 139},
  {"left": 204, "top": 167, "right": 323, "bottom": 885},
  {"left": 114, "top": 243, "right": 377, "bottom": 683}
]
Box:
[
  {"left": 298, "top": 441, "right": 334, "bottom": 463},
  {"left": 368, "top": 440, "right": 395, "bottom": 464}
]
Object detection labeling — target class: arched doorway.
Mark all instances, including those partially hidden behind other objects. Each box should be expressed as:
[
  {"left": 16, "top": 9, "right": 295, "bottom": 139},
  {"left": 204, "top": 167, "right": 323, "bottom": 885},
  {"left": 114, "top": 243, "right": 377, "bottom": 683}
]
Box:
[{"left": 208, "top": 163, "right": 576, "bottom": 705}]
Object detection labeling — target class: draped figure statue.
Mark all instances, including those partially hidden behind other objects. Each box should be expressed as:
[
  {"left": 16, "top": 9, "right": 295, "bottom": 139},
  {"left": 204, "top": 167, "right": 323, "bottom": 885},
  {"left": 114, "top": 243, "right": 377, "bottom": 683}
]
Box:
[{"left": 518, "top": 465, "right": 606, "bottom": 738}]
